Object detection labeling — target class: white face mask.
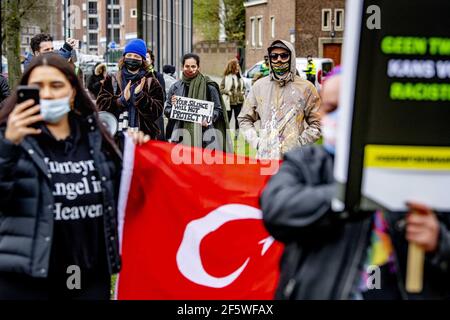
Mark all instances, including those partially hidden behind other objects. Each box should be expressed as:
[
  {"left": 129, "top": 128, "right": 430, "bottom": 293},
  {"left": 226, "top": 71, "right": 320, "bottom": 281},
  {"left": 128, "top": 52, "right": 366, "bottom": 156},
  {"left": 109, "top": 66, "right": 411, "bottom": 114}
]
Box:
[
  {"left": 40, "top": 95, "right": 72, "bottom": 124},
  {"left": 321, "top": 109, "right": 339, "bottom": 155}
]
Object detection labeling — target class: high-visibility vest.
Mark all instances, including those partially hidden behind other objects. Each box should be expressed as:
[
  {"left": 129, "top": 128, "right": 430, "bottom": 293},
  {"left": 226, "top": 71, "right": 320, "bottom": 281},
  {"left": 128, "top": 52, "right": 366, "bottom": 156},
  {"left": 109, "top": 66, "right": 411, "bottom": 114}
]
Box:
[
  {"left": 260, "top": 63, "right": 270, "bottom": 76},
  {"left": 306, "top": 61, "right": 316, "bottom": 75}
]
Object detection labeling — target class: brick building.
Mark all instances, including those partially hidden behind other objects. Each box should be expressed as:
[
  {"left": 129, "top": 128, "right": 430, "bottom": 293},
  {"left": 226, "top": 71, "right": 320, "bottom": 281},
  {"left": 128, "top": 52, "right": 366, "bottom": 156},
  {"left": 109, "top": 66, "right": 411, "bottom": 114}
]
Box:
[
  {"left": 244, "top": 0, "right": 296, "bottom": 69},
  {"left": 60, "top": 0, "right": 138, "bottom": 56},
  {"left": 244, "top": 0, "right": 345, "bottom": 69},
  {"left": 296, "top": 0, "right": 345, "bottom": 66}
]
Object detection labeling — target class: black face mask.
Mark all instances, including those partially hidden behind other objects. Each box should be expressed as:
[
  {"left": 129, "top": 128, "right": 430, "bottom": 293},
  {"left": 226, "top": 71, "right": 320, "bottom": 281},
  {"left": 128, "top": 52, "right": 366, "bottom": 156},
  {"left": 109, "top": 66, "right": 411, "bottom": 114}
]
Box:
[{"left": 124, "top": 58, "right": 142, "bottom": 71}]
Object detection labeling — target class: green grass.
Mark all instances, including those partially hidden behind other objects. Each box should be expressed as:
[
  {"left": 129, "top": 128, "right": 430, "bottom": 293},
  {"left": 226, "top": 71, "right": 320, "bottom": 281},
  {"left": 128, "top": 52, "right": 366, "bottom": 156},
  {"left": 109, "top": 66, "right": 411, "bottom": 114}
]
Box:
[
  {"left": 111, "top": 274, "right": 117, "bottom": 299},
  {"left": 231, "top": 130, "right": 257, "bottom": 158}
]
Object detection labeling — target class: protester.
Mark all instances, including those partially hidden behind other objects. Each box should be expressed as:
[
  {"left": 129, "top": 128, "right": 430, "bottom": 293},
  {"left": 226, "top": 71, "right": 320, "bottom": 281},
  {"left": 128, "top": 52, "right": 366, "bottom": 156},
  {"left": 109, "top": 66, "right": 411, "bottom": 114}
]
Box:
[
  {"left": 87, "top": 62, "right": 107, "bottom": 99},
  {"left": 164, "top": 53, "right": 231, "bottom": 151},
  {"left": 260, "top": 71, "right": 450, "bottom": 300},
  {"left": 23, "top": 33, "right": 77, "bottom": 70},
  {"left": 259, "top": 55, "right": 270, "bottom": 77},
  {"left": 146, "top": 48, "right": 166, "bottom": 141},
  {"left": 97, "top": 39, "right": 164, "bottom": 150},
  {"left": 252, "top": 72, "right": 264, "bottom": 85},
  {"left": 0, "top": 73, "right": 10, "bottom": 105},
  {"left": 304, "top": 54, "right": 317, "bottom": 85},
  {"left": 162, "top": 64, "right": 177, "bottom": 97},
  {"left": 238, "top": 39, "right": 321, "bottom": 159},
  {"left": 220, "top": 59, "right": 244, "bottom": 138},
  {"left": 0, "top": 53, "right": 151, "bottom": 300},
  {"left": 68, "top": 49, "right": 84, "bottom": 88}
]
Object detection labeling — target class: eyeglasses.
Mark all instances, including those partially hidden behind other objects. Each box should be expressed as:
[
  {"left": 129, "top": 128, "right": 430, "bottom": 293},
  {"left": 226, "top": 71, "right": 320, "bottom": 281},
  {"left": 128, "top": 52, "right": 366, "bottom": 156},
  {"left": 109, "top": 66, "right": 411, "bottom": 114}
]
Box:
[{"left": 269, "top": 52, "right": 290, "bottom": 61}]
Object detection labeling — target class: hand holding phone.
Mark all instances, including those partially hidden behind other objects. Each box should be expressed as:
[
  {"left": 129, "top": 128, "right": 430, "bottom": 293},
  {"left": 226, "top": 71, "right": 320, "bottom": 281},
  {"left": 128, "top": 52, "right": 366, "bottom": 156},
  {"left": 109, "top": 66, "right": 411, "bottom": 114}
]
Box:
[{"left": 4, "top": 86, "right": 44, "bottom": 145}]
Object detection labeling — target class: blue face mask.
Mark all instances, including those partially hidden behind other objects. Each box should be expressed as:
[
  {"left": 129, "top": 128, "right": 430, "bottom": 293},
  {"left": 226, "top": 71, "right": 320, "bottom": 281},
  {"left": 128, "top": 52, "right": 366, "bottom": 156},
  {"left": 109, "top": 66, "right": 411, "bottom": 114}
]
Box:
[{"left": 40, "top": 95, "right": 71, "bottom": 124}]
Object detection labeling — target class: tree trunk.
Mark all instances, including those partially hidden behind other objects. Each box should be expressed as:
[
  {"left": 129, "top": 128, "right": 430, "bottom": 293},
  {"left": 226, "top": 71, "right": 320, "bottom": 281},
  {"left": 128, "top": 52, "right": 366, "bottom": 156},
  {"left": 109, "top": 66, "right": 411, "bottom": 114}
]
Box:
[{"left": 5, "top": 0, "right": 22, "bottom": 90}]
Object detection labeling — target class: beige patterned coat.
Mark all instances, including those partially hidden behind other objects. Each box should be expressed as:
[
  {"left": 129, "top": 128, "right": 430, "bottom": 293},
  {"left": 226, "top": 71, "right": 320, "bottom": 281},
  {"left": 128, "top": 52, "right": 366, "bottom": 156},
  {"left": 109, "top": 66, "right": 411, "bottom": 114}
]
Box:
[{"left": 238, "top": 40, "right": 322, "bottom": 159}]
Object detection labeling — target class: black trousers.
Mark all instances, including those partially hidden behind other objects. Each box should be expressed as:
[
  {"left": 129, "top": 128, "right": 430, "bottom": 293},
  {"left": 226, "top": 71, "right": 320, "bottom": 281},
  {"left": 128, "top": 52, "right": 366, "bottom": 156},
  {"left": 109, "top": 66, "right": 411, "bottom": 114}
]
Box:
[
  {"left": 0, "top": 271, "right": 111, "bottom": 300},
  {"left": 306, "top": 75, "right": 316, "bottom": 85},
  {"left": 227, "top": 104, "right": 243, "bottom": 132}
]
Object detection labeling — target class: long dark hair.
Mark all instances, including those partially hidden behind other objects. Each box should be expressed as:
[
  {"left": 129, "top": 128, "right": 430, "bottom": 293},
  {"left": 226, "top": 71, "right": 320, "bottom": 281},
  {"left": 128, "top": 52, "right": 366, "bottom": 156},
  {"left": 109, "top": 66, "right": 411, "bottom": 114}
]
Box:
[{"left": 0, "top": 53, "right": 121, "bottom": 159}]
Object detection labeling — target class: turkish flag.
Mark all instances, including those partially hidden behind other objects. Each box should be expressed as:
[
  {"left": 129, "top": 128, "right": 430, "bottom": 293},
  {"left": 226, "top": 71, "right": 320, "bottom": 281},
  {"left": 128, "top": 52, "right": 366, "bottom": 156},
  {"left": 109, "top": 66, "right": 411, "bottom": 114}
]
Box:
[{"left": 116, "top": 140, "right": 283, "bottom": 300}]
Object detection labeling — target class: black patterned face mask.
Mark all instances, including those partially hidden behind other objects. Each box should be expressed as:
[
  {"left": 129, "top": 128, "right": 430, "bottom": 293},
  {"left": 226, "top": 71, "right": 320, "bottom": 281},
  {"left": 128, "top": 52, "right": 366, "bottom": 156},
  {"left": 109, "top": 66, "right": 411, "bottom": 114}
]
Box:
[{"left": 124, "top": 58, "right": 143, "bottom": 71}]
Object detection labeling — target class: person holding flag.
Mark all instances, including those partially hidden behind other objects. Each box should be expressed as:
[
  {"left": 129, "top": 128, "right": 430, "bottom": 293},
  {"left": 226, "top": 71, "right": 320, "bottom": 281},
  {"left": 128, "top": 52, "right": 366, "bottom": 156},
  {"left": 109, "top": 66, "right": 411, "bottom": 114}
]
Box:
[{"left": 0, "top": 53, "right": 150, "bottom": 300}]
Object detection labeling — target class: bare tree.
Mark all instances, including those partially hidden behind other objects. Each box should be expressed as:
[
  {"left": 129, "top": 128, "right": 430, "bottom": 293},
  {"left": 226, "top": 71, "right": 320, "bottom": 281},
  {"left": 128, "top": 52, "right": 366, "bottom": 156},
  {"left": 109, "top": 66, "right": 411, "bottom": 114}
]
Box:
[{"left": 2, "top": 0, "right": 55, "bottom": 89}]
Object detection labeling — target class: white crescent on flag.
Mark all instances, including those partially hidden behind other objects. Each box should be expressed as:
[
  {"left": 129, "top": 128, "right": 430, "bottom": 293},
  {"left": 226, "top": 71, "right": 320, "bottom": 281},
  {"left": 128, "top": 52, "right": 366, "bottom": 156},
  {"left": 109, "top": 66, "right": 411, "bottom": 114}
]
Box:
[{"left": 176, "top": 204, "right": 275, "bottom": 288}]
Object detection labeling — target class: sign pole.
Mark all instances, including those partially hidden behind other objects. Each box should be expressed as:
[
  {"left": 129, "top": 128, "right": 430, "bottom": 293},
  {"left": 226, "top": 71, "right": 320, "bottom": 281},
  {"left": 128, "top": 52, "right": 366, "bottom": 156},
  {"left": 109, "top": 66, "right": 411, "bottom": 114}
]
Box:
[{"left": 406, "top": 210, "right": 424, "bottom": 293}]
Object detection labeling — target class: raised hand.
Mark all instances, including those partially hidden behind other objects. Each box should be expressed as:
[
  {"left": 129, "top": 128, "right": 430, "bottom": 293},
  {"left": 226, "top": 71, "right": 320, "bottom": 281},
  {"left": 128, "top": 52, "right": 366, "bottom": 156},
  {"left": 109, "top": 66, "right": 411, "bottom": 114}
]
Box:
[
  {"left": 128, "top": 129, "right": 151, "bottom": 146},
  {"left": 405, "top": 201, "right": 440, "bottom": 253},
  {"left": 124, "top": 80, "right": 132, "bottom": 101},
  {"left": 5, "top": 99, "right": 43, "bottom": 145},
  {"left": 134, "top": 77, "right": 146, "bottom": 95}
]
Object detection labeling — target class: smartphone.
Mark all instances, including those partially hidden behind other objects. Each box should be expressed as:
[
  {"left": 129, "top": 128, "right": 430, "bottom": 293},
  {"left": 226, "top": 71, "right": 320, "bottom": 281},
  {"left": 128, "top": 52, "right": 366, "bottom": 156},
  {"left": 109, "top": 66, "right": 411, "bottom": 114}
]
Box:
[
  {"left": 16, "top": 85, "right": 42, "bottom": 128},
  {"left": 17, "top": 85, "right": 40, "bottom": 105}
]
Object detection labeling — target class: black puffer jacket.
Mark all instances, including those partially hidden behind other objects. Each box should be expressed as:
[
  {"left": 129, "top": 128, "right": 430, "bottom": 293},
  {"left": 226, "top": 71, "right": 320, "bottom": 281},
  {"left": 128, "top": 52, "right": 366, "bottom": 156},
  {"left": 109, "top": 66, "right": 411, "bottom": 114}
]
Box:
[
  {"left": 0, "top": 113, "right": 122, "bottom": 278},
  {"left": 261, "top": 146, "right": 450, "bottom": 299}
]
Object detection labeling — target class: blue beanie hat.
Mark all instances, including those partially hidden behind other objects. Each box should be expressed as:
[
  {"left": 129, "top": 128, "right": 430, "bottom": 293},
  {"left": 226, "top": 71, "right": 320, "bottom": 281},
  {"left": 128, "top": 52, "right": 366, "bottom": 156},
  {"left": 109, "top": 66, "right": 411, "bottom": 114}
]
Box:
[{"left": 123, "top": 39, "right": 147, "bottom": 59}]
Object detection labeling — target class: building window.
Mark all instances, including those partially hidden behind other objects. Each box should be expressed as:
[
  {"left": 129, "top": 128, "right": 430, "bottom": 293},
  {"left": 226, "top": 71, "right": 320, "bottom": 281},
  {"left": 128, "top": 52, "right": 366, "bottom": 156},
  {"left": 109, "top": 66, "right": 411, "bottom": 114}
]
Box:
[
  {"left": 131, "top": 9, "right": 137, "bottom": 18},
  {"left": 335, "top": 9, "right": 344, "bottom": 31},
  {"left": 88, "top": 18, "right": 98, "bottom": 30},
  {"left": 270, "top": 16, "right": 275, "bottom": 38},
  {"left": 250, "top": 17, "right": 256, "bottom": 47},
  {"left": 107, "top": 8, "right": 120, "bottom": 25},
  {"left": 89, "top": 33, "right": 98, "bottom": 46},
  {"left": 88, "top": 2, "right": 97, "bottom": 15},
  {"left": 257, "top": 17, "right": 263, "bottom": 47},
  {"left": 113, "top": 9, "right": 120, "bottom": 25},
  {"left": 107, "top": 29, "right": 120, "bottom": 44},
  {"left": 322, "top": 9, "right": 332, "bottom": 31}
]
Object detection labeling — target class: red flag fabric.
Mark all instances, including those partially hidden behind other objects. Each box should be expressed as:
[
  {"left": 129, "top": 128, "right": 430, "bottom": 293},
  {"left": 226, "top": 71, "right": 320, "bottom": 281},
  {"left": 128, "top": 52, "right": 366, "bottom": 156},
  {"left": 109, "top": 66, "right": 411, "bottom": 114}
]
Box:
[{"left": 116, "top": 140, "right": 283, "bottom": 300}]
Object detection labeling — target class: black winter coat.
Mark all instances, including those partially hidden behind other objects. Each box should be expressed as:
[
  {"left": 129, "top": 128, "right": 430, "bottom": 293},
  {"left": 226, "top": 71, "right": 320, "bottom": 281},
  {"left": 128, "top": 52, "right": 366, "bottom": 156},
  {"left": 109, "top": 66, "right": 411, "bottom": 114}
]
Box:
[
  {"left": 0, "top": 113, "right": 122, "bottom": 278},
  {"left": 0, "top": 75, "right": 10, "bottom": 105},
  {"left": 261, "top": 146, "right": 450, "bottom": 300},
  {"left": 87, "top": 73, "right": 104, "bottom": 99},
  {"left": 97, "top": 69, "right": 164, "bottom": 140}
]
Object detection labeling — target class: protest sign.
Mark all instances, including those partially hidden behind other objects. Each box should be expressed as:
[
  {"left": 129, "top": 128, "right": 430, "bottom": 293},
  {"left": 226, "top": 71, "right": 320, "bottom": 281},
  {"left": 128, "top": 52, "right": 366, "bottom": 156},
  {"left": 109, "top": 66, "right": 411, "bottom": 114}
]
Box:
[
  {"left": 334, "top": 0, "right": 450, "bottom": 294},
  {"left": 170, "top": 96, "right": 214, "bottom": 125},
  {"left": 334, "top": 0, "right": 450, "bottom": 213}
]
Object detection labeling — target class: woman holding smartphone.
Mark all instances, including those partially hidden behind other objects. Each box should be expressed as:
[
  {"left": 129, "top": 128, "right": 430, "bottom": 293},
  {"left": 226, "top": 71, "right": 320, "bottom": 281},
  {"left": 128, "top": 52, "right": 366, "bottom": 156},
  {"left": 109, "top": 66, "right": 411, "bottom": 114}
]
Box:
[{"left": 0, "top": 53, "right": 148, "bottom": 300}]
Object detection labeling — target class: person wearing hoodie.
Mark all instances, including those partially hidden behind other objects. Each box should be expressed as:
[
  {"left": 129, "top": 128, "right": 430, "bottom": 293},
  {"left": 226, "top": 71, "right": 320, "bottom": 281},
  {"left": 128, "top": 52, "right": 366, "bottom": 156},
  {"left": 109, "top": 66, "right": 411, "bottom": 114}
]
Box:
[
  {"left": 23, "top": 33, "right": 77, "bottom": 71},
  {"left": 238, "top": 39, "right": 322, "bottom": 160},
  {"left": 97, "top": 39, "right": 164, "bottom": 151},
  {"left": 260, "top": 71, "right": 450, "bottom": 300}
]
